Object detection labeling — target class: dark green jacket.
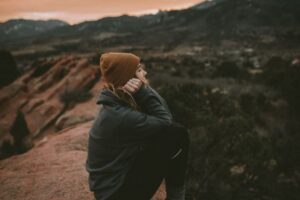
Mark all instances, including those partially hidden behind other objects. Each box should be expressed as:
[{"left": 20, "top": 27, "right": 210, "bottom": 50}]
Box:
[{"left": 85, "top": 85, "right": 173, "bottom": 199}]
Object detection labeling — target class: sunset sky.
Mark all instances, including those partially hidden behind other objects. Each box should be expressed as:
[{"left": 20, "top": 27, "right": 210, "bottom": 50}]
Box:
[{"left": 0, "top": 0, "right": 203, "bottom": 25}]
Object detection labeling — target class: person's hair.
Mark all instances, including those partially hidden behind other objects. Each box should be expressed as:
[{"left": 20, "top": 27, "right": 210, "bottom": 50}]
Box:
[{"left": 100, "top": 76, "right": 149, "bottom": 111}]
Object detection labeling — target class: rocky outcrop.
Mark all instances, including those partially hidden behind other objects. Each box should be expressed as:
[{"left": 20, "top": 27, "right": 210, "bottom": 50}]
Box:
[
  {"left": 0, "top": 122, "right": 94, "bottom": 200},
  {"left": 54, "top": 100, "right": 96, "bottom": 131},
  {"left": 0, "top": 54, "right": 100, "bottom": 159}
]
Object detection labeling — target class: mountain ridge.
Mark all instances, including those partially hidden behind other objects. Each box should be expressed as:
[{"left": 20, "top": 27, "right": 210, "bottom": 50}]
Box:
[{"left": 1, "top": 0, "right": 300, "bottom": 54}]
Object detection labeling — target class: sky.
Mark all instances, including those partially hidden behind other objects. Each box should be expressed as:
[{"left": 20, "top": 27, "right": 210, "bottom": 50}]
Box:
[{"left": 0, "top": 0, "right": 204, "bottom": 25}]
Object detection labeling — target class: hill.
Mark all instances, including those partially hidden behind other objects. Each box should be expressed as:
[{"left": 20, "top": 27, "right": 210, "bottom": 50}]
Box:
[
  {"left": 0, "top": 19, "right": 69, "bottom": 42},
  {"left": 1, "top": 0, "right": 300, "bottom": 56}
]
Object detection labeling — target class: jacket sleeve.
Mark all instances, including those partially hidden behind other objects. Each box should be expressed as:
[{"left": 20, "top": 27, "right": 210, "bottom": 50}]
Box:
[
  {"left": 121, "top": 84, "right": 172, "bottom": 139},
  {"left": 148, "top": 86, "right": 173, "bottom": 121}
]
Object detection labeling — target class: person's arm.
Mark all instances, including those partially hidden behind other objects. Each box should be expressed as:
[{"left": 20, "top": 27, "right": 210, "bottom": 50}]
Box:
[
  {"left": 148, "top": 85, "right": 173, "bottom": 121},
  {"left": 121, "top": 84, "right": 172, "bottom": 139}
]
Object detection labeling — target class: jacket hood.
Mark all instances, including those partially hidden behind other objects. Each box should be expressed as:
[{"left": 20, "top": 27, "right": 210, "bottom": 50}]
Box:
[{"left": 96, "top": 88, "right": 125, "bottom": 105}]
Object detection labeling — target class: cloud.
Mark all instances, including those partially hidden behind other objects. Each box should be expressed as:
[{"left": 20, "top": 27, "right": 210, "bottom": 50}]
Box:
[
  {"left": 0, "top": 0, "right": 203, "bottom": 24},
  {"left": 21, "top": 12, "right": 66, "bottom": 19}
]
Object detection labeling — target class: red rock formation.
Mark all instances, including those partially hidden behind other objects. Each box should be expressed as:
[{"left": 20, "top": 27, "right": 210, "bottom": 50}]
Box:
[
  {"left": 0, "top": 54, "right": 99, "bottom": 157},
  {"left": 0, "top": 122, "right": 94, "bottom": 200}
]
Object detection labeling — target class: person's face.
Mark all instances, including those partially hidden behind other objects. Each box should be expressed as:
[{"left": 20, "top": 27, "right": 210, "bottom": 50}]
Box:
[{"left": 135, "top": 63, "right": 148, "bottom": 84}]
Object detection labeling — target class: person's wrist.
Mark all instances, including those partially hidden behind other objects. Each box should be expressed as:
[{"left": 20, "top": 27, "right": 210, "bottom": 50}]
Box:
[{"left": 132, "top": 84, "right": 147, "bottom": 99}]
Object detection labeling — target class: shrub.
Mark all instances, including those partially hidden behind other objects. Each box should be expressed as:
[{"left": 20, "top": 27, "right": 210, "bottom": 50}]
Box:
[
  {"left": 157, "top": 82, "right": 299, "bottom": 200},
  {"left": 213, "top": 60, "right": 247, "bottom": 79},
  {"left": 0, "top": 50, "right": 20, "bottom": 87}
]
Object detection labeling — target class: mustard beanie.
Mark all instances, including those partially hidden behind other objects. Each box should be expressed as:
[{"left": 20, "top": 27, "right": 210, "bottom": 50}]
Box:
[{"left": 99, "top": 52, "right": 140, "bottom": 87}]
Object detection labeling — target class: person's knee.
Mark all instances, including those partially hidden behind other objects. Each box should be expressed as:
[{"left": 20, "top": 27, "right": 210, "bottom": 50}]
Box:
[
  {"left": 161, "top": 123, "right": 188, "bottom": 154},
  {"left": 169, "top": 122, "right": 190, "bottom": 149}
]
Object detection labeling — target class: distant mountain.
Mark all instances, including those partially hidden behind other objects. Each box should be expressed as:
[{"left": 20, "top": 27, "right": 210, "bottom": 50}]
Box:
[
  {"left": 123, "top": 0, "right": 300, "bottom": 46},
  {"left": 175, "top": 0, "right": 300, "bottom": 42},
  {"left": 41, "top": 15, "right": 154, "bottom": 38},
  {"left": 1, "top": 0, "right": 300, "bottom": 50},
  {"left": 0, "top": 19, "right": 69, "bottom": 42}
]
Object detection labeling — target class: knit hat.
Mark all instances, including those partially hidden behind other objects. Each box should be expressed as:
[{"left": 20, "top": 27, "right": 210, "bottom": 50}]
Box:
[{"left": 99, "top": 52, "right": 141, "bottom": 87}]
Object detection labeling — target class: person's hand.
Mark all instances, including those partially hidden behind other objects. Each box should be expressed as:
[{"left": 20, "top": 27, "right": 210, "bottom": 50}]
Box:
[{"left": 122, "top": 78, "right": 143, "bottom": 94}]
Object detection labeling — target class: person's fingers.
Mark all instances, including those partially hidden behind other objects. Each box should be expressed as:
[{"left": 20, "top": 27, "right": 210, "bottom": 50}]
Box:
[
  {"left": 127, "top": 82, "right": 139, "bottom": 90},
  {"left": 130, "top": 78, "right": 142, "bottom": 87},
  {"left": 134, "top": 79, "right": 142, "bottom": 86},
  {"left": 123, "top": 84, "right": 135, "bottom": 93},
  {"left": 131, "top": 78, "right": 140, "bottom": 82},
  {"left": 122, "top": 78, "right": 143, "bottom": 94},
  {"left": 129, "top": 79, "right": 142, "bottom": 88},
  {"left": 131, "top": 78, "right": 142, "bottom": 85}
]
